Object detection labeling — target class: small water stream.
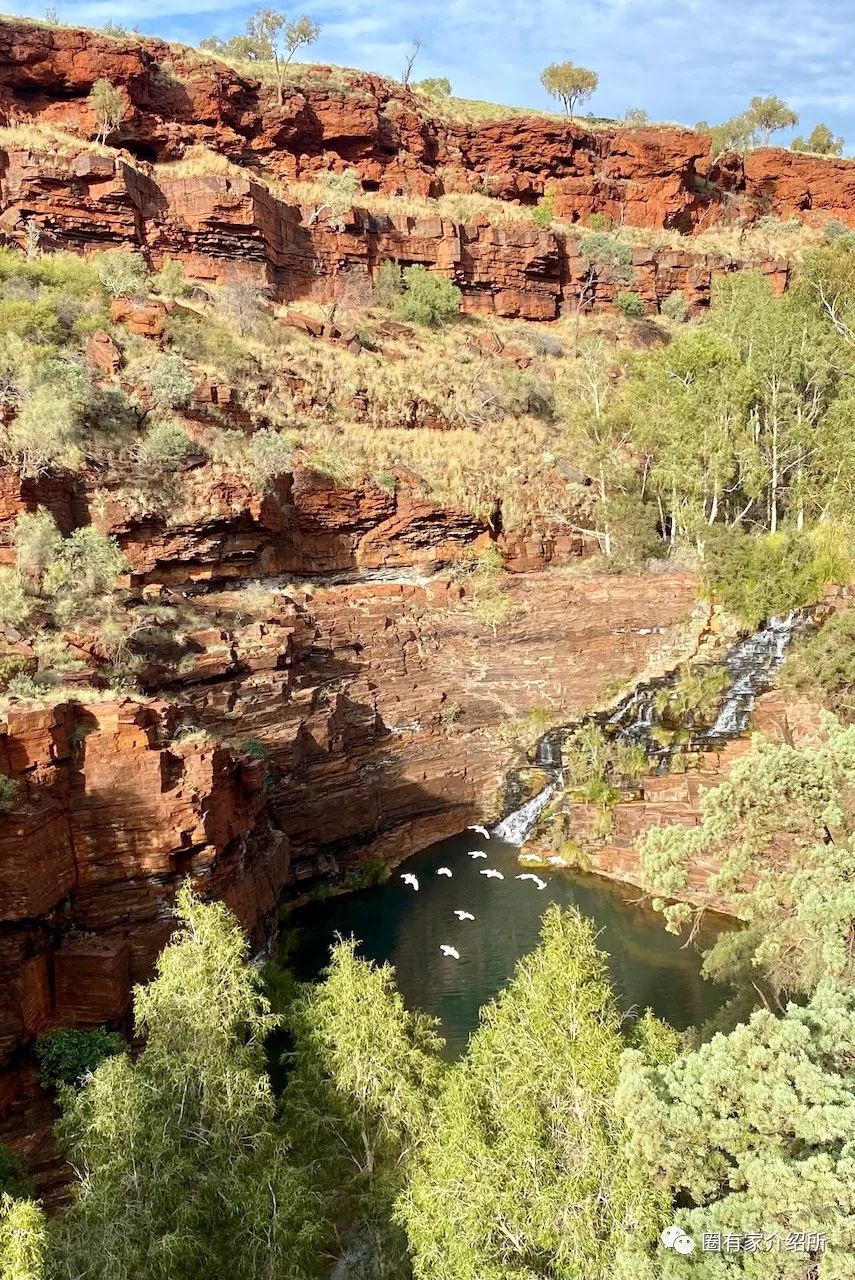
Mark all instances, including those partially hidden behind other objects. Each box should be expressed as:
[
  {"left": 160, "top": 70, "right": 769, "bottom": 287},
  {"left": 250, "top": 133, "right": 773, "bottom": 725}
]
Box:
[{"left": 290, "top": 613, "right": 804, "bottom": 1055}]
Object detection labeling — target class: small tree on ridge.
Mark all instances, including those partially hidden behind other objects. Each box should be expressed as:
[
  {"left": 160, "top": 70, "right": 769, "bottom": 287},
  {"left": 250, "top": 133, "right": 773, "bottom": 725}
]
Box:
[
  {"left": 540, "top": 61, "right": 598, "bottom": 118},
  {"left": 89, "top": 78, "right": 124, "bottom": 145}
]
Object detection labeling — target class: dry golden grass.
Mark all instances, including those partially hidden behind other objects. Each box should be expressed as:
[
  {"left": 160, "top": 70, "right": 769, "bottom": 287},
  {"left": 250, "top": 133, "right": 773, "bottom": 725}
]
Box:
[
  {"left": 154, "top": 146, "right": 251, "bottom": 181},
  {"left": 0, "top": 121, "right": 122, "bottom": 159}
]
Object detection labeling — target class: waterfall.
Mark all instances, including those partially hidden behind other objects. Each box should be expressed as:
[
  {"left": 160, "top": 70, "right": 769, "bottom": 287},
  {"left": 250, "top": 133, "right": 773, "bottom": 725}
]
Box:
[
  {"left": 493, "top": 781, "right": 559, "bottom": 845},
  {"left": 491, "top": 610, "right": 803, "bottom": 850},
  {"left": 700, "top": 612, "right": 796, "bottom": 743}
]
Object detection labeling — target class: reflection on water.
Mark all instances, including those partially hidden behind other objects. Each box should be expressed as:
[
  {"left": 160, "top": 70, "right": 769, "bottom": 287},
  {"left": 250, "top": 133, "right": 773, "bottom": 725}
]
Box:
[{"left": 290, "top": 828, "right": 731, "bottom": 1059}]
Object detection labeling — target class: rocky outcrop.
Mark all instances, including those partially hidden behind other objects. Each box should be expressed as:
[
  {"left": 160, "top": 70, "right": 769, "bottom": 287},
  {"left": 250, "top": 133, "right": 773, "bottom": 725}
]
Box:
[
  {"left": 1, "top": 17, "right": 854, "bottom": 238},
  {"left": 0, "top": 566, "right": 699, "bottom": 1185},
  {"left": 0, "top": 146, "right": 789, "bottom": 317},
  {"left": 534, "top": 689, "right": 832, "bottom": 910}
]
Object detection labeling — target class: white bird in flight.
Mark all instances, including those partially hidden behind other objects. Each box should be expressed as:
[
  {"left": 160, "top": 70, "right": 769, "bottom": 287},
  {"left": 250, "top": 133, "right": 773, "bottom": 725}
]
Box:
[
  {"left": 440, "top": 944, "right": 460, "bottom": 959},
  {"left": 400, "top": 873, "right": 419, "bottom": 890},
  {"left": 468, "top": 825, "right": 491, "bottom": 839},
  {"left": 516, "top": 873, "right": 547, "bottom": 890},
  {"left": 480, "top": 868, "right": 504, "bottom": 880},
  {"left": 467, "top": 850, "right": 487, "bottom": 859},
  {"left": 454, "top": 910, "right": 475, "bottom": 921},
  {"left": 436, "top": 867, "right": 452, "bottom": 877}
]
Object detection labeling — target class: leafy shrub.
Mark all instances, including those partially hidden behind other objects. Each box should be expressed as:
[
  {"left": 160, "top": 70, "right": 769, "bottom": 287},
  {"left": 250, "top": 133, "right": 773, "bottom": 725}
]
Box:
[
  {"left": 14, "top": 510, "right": 63, "bottom": 584},
  {"left": 702, "top": 527, "right": 851, "bottom": 627},
  {"left": 578, "top": 232, "right": 633, "bottom": 271},
  {"left": 587, "top": 212, "right": 613, "bottom": 231},
  {"left": 0, "top": 775, "right": 18, "bottom": 812},
  {"left": 392, "top": 266, "right": 461, "bottom": 327},
  {"left": 151, "top": 260, "right": 188, "bottom": 299},
  {"left": 0, "top": 1142, "right": 30, "bottom": 1199},
  {"left": 94, "top": 250, "right": 150, "bottom": 298},
  {"left": 132, "top": 353, "right": 194, "bottom": 412},
  {"left": 413, "top": 77, "right": 451, "bottom": 100},
  {"left": 0, "top": 654, "right": 32, "bottom": 691},
  {"left": 0, "top": 570, "right": 33, "bottom": 627},
  {"left": 0, "top": 298, "right": 60, "bottom": 341},
  {"left": 137, "top": 420, "right": 194, "bottom": 471},
  {"left": 532, "top": 192, "right": 555, "bottom": 228},
  {"left": 313, "top": 168, "right": 361, "bottom": 221},
  {"left": 614, "top": 290, "right": 644, "bottom": 318},
  {"left": 372, "top": 260, "right": 403, "bottom": 308},
  {"left": 439, "top": 701, "right": 462, "bottom": 726},
  {"left": 35, "top": 1027, "right": 125, "bottom": 1091},
  {"left": 659, "top": 289, "right": 688, "bottom": 321},
  {"left": 0, "top": 248, "right": 99, "bottom": 297},
  {"left": 472, "top": 592, "right": 521, "bottom": 634},
  {"left": 1, "top": 383, "right": 84, "bottom": 476},
  {"left": 44, "top": 526, "right": 128, "bottom": 605},
  {"left": 779, "top": 610, "right": 855, "bottom": 721}
]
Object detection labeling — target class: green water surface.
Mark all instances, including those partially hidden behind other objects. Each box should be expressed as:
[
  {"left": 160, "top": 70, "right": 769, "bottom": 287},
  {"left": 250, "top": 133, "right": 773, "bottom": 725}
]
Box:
[{"left": 290, "top": 827, "right": 730, "bottom": 1058}]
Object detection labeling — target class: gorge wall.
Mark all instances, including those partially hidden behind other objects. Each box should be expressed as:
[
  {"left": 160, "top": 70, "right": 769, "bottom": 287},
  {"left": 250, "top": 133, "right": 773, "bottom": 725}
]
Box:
[
  {"left": 0, "top": 538, "right": 701, "bottom": 1186},
  {"left": 0, "top": 19, "right": 851, "bottom": 316}
]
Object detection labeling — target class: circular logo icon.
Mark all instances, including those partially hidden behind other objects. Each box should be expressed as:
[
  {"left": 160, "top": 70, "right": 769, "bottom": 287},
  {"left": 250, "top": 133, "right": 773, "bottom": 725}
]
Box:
[{"left": 661, "top": 1225, "right": 696, "bottom": 1254}]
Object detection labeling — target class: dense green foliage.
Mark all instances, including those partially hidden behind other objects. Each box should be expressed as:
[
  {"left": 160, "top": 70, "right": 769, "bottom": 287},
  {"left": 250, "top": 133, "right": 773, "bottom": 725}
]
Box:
[
  {"left": 282, "top": 939, "right": 445, "bottom": 1277},
  {"left": 618, "top": 983, "right": 855, "bottom": 1278},
  {"left": 0, "top": 1194, "right": 46, "bottom": 1280},
  {"left": 0, "top": 512, "right": 128, "bottom": 631},
  {"left": 399, "top": 906, "right": 668, "bottom": 1280},
  {"left": 780, "top": 610, "right": 855, "bottom": 721},
  {"left": 792, "top": 122, "right": 844, "bottom": 156},
  {"left": 0, "top": 1143, "right": 31, "bottom": 1200},
  {"left": 640, "top": 718, "right": 855, "bottom": 998},
  {"left": 392, "top": 266, "right": 462, "bottom": 327},
  {"left": 557, "top": 262, "right": 855, "bottom": 606},
  {"left": 34, "top": 1028, "right": 126, "bottom": 1092},
  {"left": 51, "top": 886, "right": 323, "bottom": 1280}
]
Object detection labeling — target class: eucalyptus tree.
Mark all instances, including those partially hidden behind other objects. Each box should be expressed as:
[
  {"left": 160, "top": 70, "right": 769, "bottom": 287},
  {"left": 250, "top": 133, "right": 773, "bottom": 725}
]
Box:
[
  {"left": 283, "top": 939, "right": 446, "bottom": 1279},
  {"left": 51, "top": 886, "right": 323, "bottom": 1280},
  {"left": 398, "top": 905, "right": 669, "bottom": 1280}
]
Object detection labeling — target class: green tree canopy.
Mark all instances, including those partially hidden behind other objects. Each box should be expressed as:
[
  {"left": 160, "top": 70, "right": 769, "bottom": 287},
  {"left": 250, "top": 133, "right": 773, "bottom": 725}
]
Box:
[
  {"left": 792, "top": 123, "right": 845, "bottom": 156},
  {"left": 51, "top": 885, "right": 323, "bottom": 1280},
  {"left": 398, "top": 905, "right": 669, "bottom": 1280},
  {"left": 617, "top": 982, "right": 855, "bottom": 1279},
  {"left": 747, "top": 94, "right": 799, "bottom": 145},
  {"left": 283, "top": 938, "right": 446, "bottom": 1278},
  {"left": 540, "top": 61, "right": 599, "bottom": 117},
  {"left": 413, "top": 77, "right": 451, "bottom": 100}
]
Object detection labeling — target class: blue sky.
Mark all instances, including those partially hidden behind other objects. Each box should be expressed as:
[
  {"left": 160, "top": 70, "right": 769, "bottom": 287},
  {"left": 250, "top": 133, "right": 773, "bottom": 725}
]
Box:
[{"left": 6, "top": 0, "right": 855, "bottom": 145}]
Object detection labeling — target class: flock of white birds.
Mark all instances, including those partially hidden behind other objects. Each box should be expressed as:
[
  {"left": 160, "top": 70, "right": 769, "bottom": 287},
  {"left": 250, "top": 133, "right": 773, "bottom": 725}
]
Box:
[{"left": 399, "top": 825, "right": 549, "bottom": 961}]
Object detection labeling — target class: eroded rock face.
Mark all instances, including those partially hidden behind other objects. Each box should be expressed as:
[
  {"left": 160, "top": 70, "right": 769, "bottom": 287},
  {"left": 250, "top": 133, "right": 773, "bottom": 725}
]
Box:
[
  {"left": 0, "top": 148, "right": 790, "bottom": 318},
  {"left": 1, "top": 17, "right": 853, "bottom": 237},
  {"left": 0, "top": 566, "right": 698, "bottom": 1186},
  {"left": 559, "top": 689, "right": 833, "bottom": 909}
]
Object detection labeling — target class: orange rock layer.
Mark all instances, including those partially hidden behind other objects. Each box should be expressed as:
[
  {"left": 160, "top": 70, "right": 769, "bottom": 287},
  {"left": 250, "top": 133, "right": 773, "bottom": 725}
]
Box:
[
  {"left": 0, "top": 147, "right": 790, "bottom": 318},
  {"left": 0, "top": 564, "right": 699, "bottom": 1187}
]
